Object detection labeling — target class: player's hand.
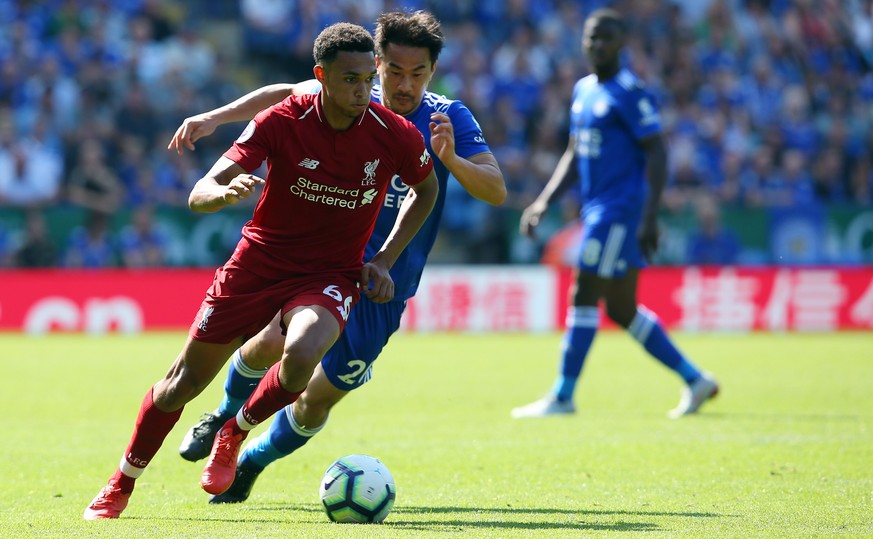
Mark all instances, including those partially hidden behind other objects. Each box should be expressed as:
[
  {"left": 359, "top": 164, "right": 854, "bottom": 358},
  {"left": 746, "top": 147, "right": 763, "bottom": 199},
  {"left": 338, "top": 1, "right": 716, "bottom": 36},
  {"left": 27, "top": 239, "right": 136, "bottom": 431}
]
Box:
[
  {"left": 168, "top": 113, "right": 219, "bottom": 154},
  {"left": 638, "top": 216, "right": 659, "bottom": 261},
  {"left": 222, "top": 174, "right": 264, "bottom": 206},
  {"left": 520, "top": 200, "right": 548, "bottom": 238},
  {"left": 429, "top": 112, "right": 456, "bottom": 163},
  {"left": 360, "top": 260, "right": 394, "bottom": 303}
]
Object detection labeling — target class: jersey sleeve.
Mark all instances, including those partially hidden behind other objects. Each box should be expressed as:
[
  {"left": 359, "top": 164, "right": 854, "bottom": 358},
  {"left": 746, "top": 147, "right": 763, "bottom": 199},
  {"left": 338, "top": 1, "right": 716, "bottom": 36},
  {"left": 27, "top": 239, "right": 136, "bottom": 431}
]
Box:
[
  {"left": 448, "top": 102, "right": 491, "bottom": 159},
  {"left": 615, "top": 86, "right": 663, "bottom": 141},
  {"left": 394, "top": 122, "right": 434, "bottom": 186},
  {"left": 222, "top": 107, "right": 279, "bottom": 173}
]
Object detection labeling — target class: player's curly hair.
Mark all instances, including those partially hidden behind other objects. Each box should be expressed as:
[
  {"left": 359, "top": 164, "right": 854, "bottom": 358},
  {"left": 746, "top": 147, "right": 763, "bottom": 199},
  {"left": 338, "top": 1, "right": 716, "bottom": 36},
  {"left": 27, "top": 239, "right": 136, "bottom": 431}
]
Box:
[
  {"left": 375, "top": 10, "right": 444, "bottom": 65},
  {"left": 313, "top": 22, "right": 375, "bottom": 65}
]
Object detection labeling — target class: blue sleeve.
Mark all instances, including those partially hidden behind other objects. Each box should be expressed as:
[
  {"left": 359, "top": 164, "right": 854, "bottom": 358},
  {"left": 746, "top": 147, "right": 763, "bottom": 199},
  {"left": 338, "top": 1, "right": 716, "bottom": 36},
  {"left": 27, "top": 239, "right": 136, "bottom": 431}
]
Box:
[
  {"left": 448, "top": 101, "right": 491, "bottom": 159},
  {"left": 615, "top": 86, "right": 662, "bottom": 141}
]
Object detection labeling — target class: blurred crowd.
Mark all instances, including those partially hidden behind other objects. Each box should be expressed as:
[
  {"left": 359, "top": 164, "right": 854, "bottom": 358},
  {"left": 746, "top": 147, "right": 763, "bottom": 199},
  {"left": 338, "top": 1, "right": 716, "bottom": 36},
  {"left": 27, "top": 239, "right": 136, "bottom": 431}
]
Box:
[{"left": 0, "top": 0, "right": 872, "bottom": 269}]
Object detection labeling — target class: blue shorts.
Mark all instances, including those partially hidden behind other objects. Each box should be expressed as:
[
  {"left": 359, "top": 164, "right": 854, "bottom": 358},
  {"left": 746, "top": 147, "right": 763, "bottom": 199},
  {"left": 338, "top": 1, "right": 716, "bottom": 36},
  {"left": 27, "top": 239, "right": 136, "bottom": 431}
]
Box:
[
  {"left": 321, "top": 295, "right": 407, "bottom": 391},
  {"left": 577, "top": 217, "right": 646, "bottom": 278}
]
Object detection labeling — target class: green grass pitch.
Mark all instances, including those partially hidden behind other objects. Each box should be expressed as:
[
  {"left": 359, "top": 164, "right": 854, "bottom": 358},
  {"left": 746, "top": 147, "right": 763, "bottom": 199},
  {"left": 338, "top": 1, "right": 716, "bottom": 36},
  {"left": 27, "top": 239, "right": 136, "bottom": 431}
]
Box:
[{"left": 1, "top": 331, "right": 871, "bottom": 538}]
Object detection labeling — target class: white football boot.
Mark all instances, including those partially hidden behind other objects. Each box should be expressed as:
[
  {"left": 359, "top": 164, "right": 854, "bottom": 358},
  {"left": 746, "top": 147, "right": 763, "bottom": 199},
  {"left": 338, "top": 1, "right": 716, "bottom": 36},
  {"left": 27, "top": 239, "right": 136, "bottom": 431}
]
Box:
[
  {"left": 668, "top": 373, "right": 719, "bottom": 419},
  {"left": 511, "top": 396, "right": 576, "bottom": 418}
]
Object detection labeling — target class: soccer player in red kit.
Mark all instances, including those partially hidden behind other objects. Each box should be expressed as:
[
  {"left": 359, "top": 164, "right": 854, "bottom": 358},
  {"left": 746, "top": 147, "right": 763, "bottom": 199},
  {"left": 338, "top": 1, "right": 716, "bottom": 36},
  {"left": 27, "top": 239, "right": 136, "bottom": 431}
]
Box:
[{"left": 84, "top": 22, "right": 438, "bottom": 520}]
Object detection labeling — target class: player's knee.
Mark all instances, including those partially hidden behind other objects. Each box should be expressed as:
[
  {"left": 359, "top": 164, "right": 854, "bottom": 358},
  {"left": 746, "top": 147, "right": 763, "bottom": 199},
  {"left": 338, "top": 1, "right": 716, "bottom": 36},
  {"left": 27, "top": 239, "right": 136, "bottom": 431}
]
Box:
[{"left": 282, "top": 340, "right": 327, "bottom": 371}]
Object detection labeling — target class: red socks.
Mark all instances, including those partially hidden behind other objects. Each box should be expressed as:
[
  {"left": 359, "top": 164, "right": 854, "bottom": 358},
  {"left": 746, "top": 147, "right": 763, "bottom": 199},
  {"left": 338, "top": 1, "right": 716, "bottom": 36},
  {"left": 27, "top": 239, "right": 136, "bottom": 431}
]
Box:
[
  {"left": 115, "top": 388, "right": 183, "bottom": 492},
  {"left": 235, "top": 363, "right": 302, "bottom": 434}
]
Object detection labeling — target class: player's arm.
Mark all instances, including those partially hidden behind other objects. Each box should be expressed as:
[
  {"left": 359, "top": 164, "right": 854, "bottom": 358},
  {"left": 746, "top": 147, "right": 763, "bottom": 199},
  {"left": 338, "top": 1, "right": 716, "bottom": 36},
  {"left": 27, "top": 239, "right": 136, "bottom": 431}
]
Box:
[
  {"left": 639, "top": 132, "right": 668, "bottom": 260},
  {"left": 519, "top": 135, "right": 578, "bottom": 238},
  {"left": 168, "top": 81, "right": 319, "bottom": 153},
  {"left": 188, "top": 156, "right": 264, "bottom": 213},
  {"left": 429, "top": 112, "right": 506, "bottom": 206},
  {"left": 362, "top": 171, "right": 439, "bottom": 303}
]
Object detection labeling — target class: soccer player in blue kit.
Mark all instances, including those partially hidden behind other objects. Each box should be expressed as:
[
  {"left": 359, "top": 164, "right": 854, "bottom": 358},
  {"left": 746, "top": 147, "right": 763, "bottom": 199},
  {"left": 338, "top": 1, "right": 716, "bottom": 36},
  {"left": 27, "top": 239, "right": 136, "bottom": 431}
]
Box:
[
  {"left": 166, "top": 11, "right": 506, "bottom": 502},
  {"left": 511, "top": 8, "right": 719, "bottom": 419}
]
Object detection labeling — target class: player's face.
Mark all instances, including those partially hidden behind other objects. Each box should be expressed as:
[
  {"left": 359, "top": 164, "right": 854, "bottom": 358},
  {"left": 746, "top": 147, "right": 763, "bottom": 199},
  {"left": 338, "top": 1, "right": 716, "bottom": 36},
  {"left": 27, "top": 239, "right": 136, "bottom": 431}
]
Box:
[
  {"left": 582, "top": 18, "right": 623, "bottom": 73},
  {"left": 316, "top": 51, "right": 377, "bottom": 126},
  {"left": 376, "top": 43, "right": 435, "bottom": 116}
]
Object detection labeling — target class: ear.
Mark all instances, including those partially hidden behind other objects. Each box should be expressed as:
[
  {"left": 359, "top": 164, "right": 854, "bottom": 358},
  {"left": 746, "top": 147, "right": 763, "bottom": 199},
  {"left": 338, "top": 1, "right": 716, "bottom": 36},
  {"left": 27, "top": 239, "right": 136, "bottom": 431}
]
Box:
[
  {"left": 375, "top": 55, "right": 383, "bottom": 68},
  {"left": 313, "top": 65, "right": 325, "bottom": 82}
]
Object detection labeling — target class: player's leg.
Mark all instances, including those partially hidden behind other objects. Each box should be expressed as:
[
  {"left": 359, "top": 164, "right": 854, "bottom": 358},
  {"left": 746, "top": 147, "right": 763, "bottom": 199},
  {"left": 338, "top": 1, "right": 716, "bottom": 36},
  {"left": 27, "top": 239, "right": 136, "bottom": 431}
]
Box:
[
  {"left": 218, "top": 313, "right": 283, "bottom": 415},
  {"left": 210, "top": 297, "right": 404, "bottom": 503},
  {"left": 512, "top": 269, "right": 606, "bottom": 418},
  {"left": 201, "top": 304, "right": 343, "bottom": 494},
  {"left": 513, "top": 220, "right": 622, "bottom": 418},
  {"left": 179, "top": 313, "right": 283, "bottom": 461},
  {"left": 85, "top": 337, "right": 242, "bottom": 519},
  {"left": 604, "top": 269, "right": 718, "bottom": 417},
  {"left": 209, "top": 364, "right": 349, "bottom": 503}
]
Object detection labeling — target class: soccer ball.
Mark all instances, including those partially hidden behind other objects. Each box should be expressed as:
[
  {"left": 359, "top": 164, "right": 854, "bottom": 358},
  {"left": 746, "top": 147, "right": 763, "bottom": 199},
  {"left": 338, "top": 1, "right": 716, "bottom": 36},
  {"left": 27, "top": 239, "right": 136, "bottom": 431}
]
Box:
[{"left": 319, "top": 454, "right": 396, "bottom": 523}]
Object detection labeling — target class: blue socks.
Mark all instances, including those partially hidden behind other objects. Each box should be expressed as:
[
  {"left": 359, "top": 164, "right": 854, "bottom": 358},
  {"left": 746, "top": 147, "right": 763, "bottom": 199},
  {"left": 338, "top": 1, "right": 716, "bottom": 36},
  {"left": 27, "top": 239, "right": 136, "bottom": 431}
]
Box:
[
  {"left": 216, "top": 349, "right": 268, "bottom": 419},
  {"left": 241, "top": 405, "right": 327, "bottom": 472},
  {"left": 550, "top": 305, "right": 703, "bottom": 403},
  {"left": 629, "top": 306, "right": 701, "bottom": 384},
  {"left": 552, "top": 306, "right": 599, "bottom": 401}
]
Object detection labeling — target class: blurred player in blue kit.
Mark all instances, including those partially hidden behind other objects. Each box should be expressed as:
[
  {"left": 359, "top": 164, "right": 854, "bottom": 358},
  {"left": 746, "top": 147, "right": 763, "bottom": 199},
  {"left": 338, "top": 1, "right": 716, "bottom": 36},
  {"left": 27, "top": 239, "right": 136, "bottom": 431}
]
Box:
[
  {"left": 167, "top": 10, "right": 506, "bottom": 502},
  {"left": 512, "top": 8, "right": 719, "bottom": 419}
]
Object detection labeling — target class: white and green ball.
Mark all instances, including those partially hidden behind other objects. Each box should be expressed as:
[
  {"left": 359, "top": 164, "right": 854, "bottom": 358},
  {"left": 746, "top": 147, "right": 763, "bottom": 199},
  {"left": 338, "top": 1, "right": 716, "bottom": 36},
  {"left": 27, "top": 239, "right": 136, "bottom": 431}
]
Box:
[{"left": 319, "top": 454, "right": 396, "bottom": 523}]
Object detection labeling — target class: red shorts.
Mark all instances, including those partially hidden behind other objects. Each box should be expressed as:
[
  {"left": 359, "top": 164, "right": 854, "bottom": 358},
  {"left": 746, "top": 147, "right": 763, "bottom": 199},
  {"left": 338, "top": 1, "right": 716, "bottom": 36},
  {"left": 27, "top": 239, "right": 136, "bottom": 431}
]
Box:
[{"left": 189, "top": 260, "right": 361, "bottom": 344}]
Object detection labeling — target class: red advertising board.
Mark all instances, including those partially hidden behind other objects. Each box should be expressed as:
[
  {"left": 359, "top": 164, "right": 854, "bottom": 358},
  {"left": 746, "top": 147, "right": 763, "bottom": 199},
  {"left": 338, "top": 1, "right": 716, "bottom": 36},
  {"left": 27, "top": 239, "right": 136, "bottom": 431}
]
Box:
[
  {"left": 0, "top": 269, "right": 210, "bottom": 333},
  {"left": 642, "top": 266, "right": 873, "bottom": 331},
  {"left": 1, "top": 266, "right": 871, "bottom": 333}
]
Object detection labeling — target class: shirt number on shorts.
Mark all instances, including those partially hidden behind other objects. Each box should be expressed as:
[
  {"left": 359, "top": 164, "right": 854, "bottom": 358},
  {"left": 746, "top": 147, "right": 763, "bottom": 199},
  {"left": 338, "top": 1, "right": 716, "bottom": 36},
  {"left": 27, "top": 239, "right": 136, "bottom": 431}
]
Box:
[
  {"left": 323, "top": 285, "right": 353, "bottom": 321},
  {"left": 337, "top": 359, "right": 370, "bottom": 385}
]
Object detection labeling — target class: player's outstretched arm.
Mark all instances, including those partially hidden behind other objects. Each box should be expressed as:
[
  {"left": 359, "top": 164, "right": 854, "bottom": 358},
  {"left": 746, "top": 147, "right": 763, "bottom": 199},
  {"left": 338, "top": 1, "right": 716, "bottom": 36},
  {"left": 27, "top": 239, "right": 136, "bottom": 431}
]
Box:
[
  {"left": 188, "top": 156, "right": 264, "bottom": 213},
  {"left": 520, "top": 135, "right": 578, "bottom": 238},
  {"left": 168, "top": 83, "right": 301, "bottom": 154},
  {"left": 362, "top": 171, "right": 439, "bottom": 303},
  {"left": 429, "top": 112, "right": 506, "bottom": 206}
]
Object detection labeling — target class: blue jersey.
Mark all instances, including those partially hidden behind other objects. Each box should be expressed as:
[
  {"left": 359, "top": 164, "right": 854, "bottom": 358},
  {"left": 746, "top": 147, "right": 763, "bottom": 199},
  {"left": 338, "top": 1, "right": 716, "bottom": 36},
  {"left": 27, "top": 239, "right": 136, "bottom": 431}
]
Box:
[
  {"left": 317, "top": 85, "right": 491, "bottom": 390},
  {"left": 569, "top": 69, "right": 662, "bottom": 224},
  {"left": 368, "top": 84, "right": 491, "bottom": 301}
]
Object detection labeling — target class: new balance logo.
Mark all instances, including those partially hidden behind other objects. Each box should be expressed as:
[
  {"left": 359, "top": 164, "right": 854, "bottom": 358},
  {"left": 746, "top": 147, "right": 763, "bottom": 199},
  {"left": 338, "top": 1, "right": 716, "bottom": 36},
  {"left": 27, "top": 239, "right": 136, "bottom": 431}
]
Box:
[{"left": 298, "top": 158, "right": 320, "bottom": 170}]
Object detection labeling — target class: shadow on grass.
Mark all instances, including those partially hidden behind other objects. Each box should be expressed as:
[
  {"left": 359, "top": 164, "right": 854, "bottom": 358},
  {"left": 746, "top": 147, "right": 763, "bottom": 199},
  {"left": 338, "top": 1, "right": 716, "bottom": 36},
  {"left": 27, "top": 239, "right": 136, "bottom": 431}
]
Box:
[
  {"left": 154, "top": 502, "right": 732, "bottom": 532},
  {"left": 252, "top": 503, "right": 727, "bottom": 519}
]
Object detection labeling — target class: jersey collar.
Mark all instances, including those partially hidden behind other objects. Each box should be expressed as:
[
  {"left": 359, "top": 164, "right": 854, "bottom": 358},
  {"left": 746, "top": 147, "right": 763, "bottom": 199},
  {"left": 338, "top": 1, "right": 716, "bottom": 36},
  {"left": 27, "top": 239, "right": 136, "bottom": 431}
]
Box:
[{"left": 314, "top": 91, "right": 371, "bottom": 130}]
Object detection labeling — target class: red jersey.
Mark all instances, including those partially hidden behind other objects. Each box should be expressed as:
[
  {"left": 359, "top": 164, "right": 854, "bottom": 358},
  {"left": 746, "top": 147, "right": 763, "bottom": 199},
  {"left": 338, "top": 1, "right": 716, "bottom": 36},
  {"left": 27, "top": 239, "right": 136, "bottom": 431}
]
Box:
[{"left": 223, "top": 93, "right": 434, "bottom": 279}]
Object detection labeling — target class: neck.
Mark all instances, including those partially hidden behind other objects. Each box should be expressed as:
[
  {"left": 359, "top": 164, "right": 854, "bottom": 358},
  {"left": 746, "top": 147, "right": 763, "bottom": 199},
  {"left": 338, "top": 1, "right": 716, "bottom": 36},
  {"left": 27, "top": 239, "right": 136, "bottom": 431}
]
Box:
[
  {"left": 595, "top": 64, "right": 620, "bottom": 81},
  {"left": 321, "top": 95, "right": 358, "bottom": 131}
]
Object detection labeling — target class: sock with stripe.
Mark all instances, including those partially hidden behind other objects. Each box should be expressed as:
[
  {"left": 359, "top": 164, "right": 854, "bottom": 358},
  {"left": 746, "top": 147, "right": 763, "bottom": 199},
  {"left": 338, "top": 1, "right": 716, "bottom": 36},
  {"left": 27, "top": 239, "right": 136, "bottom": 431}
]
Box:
[
  {"left": 216, "top": 348, "right": 268, "bottom": 420},
  {"left": 551, "top": 306, "right": 598, "bottom": 402},
  {"left": 113, "top": 387, "right": 183, "bottom": 493},
  {"left": 241, "top": 405, "right": 327, "bottom": 472},
  {"left": 628, "top": 305, "right": 701, "bottom": 384},
  {"left": 232, "top": 363, "right": 303, "bottom": 436}
]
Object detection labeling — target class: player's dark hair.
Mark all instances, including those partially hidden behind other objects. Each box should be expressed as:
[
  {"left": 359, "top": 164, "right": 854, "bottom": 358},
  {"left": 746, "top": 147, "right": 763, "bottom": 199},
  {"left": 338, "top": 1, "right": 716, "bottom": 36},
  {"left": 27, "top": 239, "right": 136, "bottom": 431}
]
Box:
[
  {"left": 587, "top": 8, "right": 627, "bottom": 34},
  {"left": 313, "top": 23, "right": 375, "bottom": 65},
  {"left": 375, "top": 10, "right": 444, "bottom": 65}
]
